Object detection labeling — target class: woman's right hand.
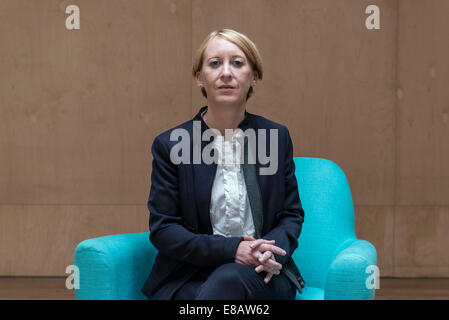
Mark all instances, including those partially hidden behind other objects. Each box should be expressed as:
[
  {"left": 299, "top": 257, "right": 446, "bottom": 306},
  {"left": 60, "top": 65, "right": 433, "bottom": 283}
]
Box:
[
  {"left": 235, "top": 236, "right": 286, "bottom": 283},
  {"left": 235, "top": 237, "right": 272, "bottom": 267}
]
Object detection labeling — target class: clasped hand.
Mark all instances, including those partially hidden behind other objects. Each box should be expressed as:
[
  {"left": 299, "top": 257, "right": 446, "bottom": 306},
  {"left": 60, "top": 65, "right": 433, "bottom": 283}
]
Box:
[{"left": 235, "top": 235, "right": 286, "bottom": 284}]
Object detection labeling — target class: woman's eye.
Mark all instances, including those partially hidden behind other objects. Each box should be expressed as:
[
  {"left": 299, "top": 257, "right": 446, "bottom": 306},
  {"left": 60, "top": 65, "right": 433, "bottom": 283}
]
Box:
[
  {"left": 234, "top": 60, "right": 243, "bottom": 66},
  {"left": 210, "top": 61, "right": 220, "bottom": 67}
]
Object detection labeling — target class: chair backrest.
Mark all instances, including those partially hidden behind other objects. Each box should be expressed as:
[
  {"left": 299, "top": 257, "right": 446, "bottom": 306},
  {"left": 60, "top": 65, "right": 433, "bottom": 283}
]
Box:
[{"left": 290, "top": 157, "right": 356, "bottom": 289}]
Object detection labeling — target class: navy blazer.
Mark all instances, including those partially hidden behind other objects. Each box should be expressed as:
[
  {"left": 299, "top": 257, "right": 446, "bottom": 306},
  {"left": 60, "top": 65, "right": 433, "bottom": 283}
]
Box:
[{"left": 141, "top": 106, "right": 305, "bottom": 300}]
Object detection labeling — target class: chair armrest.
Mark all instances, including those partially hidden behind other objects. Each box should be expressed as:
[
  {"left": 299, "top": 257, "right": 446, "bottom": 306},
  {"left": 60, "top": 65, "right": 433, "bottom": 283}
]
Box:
[
  {"left": 324, "top": 239, "right": 378, "bottom": 300},
  {"left": 73, "top": 232, "right": 156, "bottom": 300}
]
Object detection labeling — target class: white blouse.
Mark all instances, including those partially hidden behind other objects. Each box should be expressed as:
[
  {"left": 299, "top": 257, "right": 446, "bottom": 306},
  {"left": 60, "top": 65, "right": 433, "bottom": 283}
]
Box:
[{"left": 202, "top": 110, "right": 256, "bottom": 238}]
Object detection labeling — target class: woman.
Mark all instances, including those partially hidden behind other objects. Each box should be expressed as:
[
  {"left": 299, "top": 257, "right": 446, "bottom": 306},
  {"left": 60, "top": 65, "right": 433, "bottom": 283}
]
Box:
[{"left": 141, "top": 29, "right": 305, "bottom": 300}]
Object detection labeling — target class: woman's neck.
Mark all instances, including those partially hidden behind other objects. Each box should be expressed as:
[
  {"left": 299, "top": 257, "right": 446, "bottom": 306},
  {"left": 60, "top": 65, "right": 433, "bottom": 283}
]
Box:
[{"left": 203, "top": 102, "right": 246, "bottom": 138}]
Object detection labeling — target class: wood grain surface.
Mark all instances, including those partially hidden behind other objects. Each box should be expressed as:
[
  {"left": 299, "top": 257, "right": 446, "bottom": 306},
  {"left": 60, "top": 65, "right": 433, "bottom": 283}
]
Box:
[{"left": 0, "top": 0, "right": 447, "bottom": 276}]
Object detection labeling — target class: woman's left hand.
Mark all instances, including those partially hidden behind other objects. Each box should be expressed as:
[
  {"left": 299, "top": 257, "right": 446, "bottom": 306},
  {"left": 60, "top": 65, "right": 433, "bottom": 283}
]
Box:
[{"left": 243, "top": 236, "right": 286, "bottom": 283}]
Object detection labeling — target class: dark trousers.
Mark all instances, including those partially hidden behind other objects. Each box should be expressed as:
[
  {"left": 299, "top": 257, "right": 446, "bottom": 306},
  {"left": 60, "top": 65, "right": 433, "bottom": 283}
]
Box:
[{"left": 172, "top": 262, "right": 297, "bottom": 300}]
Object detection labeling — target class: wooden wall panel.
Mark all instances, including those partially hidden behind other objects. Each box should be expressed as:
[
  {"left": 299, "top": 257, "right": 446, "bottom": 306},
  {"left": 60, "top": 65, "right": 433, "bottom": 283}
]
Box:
[
  {"left": 393, "top": 0, "right": 449, "bottom": 277},
  {"left": 396, "top": 0, "right": 449, "bottom": 205},
  {"left": 0, "top": 204, "right": 147, "bottom": 276},
  {"left": 355, "top": 206, "right": 394, "bottom": 277},
  {"left": 0, "top": 0, "right": 192, "bottom": 275},
  {"left": 394, "top": 206, "right": 449, "bottom": 277},
  {"left": 0, "top": 0, "right": 192, "bottom": 205},
  {"left": 0, "top": 0, "right": 447, "bottom": 277},
  {"left": 192, "top": 0, "right": 397, "bottom": 206}
]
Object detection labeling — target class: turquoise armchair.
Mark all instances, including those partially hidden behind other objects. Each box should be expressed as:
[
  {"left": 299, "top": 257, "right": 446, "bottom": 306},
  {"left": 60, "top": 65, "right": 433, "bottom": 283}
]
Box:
[{"left": 74, "top": 157, "right": 377, "bottom": 300}]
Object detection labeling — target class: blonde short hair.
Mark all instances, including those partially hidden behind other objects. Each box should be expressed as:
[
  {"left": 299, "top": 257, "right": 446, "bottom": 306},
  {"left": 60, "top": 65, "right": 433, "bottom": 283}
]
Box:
[{"left": 192, "top": 29, "right": 263, "bottom": 101}]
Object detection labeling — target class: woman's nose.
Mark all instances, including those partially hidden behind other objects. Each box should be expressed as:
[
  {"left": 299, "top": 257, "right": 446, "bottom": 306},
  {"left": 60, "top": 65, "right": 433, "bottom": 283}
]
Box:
[{"left": 221, "top": 62, "right": 232, "bottom": 76}]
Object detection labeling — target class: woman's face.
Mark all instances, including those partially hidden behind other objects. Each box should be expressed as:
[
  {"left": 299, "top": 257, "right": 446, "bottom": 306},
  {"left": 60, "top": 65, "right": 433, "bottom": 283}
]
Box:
[{"left": 196, "top": 36, "right": 257, "bottom": 105}]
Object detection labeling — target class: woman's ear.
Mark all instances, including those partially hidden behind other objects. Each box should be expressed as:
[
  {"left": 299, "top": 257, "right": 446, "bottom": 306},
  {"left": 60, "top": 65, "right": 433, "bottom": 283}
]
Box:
[
  {"left": 252, "top": 71, "right": 259, "bottom": 86},
  {"left": 195, "top": 72, "right": 203, "bottom": 87}
]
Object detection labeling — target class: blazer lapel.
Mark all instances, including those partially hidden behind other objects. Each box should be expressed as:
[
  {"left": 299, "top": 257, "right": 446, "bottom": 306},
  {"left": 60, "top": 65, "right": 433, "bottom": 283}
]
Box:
[
  {"left": 192, "top": 118, "right": 217, "bottom": 235},
  {"left": 241, "top": 135, "right": 264, "bottom": 239}
]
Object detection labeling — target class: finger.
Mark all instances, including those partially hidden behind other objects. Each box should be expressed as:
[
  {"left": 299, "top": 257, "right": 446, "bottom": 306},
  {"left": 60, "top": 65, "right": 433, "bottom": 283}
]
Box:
[
  {"left": 262, "top": 258, "right": 282, "bottom": 271},
  {"left": 258, "top": 251, "right": 272, "bottom": 263},
  {"left": 258, "top": 262, "right": 281, "bottom": 274},
  {"left": 254, "top": 251, "right": 265, "bottom": 264},
  {"left": 255, "top": 261, "right": 281, "bottom": 275},
  {"left": 250, "top": 239, "right": 274, "bottom": 249},
  {"left": 255, "top": 265, "right": 264, "bottom": 273},
  {"left": 259, "top": 244, "right": 286, "bottom": 256},
  {"left": 264, "top": 272, "right": 274, "bottom": 284},
  {"left": 250, "top": 239, "right": 275, "bottom": 249},
  {"left": 243, "top": 236, "right": 256, "bottom": 241},
  {"left": 264, "top": 259, "right": 282, "bottom": 270}
]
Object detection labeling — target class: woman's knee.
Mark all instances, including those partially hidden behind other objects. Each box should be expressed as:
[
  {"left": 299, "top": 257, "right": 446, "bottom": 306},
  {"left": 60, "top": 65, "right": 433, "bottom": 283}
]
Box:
[
  {"left": 209, "top": 263, "right": 253, "bottom": 286},
  {"left": 195, "top": 263, "right": 254, "bottom": 299}
]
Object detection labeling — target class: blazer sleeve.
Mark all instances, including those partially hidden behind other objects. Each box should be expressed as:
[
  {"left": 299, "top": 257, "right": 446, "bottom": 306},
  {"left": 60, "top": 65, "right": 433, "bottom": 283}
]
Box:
[
  {"left": 147, "top": 135, "right": 243, "bottom": 267},
  {"left": 261, "top": 126, "right": 305, "bottom": 266}
]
